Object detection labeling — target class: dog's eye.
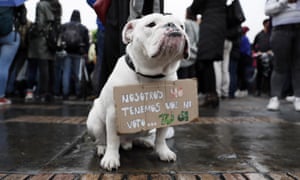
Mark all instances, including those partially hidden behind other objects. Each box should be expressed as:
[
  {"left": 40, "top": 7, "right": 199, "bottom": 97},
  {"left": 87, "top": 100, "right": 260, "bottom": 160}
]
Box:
[
  {"left": 146, "top": 22, "right": 156, "bottom": 28},
  {"left": 180, "top": 25, "right": 184, "bottom": 29}
]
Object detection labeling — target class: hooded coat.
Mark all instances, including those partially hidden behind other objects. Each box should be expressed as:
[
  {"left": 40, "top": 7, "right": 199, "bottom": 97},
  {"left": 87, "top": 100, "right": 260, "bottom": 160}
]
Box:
[
  {"left": 189, "top": 0, "right": 227, "bottom": 61},
  {"left": 60, "top": 10, "right": 90, "bottom": 54},
  {"left": 28, "top": 0, "right": 62, "bottom": 60}
]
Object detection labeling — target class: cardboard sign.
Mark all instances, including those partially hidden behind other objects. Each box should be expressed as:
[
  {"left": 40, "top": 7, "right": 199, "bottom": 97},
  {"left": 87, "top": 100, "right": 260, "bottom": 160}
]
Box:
[{"left": 114, "top": 79, "right": 198, "bottom": 134}]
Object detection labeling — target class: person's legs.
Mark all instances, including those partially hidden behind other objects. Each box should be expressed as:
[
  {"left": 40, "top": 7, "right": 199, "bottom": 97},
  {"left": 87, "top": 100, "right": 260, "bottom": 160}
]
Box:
[
  {"left": 62, "top": 55, "right": 72, "bottom": 99},
  {"left": 53, "top": 55, "right": 64, "bottom": 96},
  {"left": 0, "top": 31, "right": 20, "bottom": 103},
  {"left": 256, "top": 58, "right": 263, "bottom": 96},
  {"left": 202, "top": 60, "right": 219, "bottom": 108},
  {"left": 229, "top": 59, "right": 238, "bottom": 98},
  {"left": 25, "top": 58, "right": 38, "bottom": 100},
  {"left": 214, "top": 61, "right": 222, "bottom": 97},
  {"left": 291, "top": 27, "right": 300, "bottom": 111},
  {"left": 71, "top": 55, "right": 81, "bottom": 97},
  {"left": 267, "top": 28, "right": 292, "bottom": 110},
  {"left": 37, "top": 60, "right": 54, "bottom": 101},
  {"left": 196, "top": 61, "right": 205, "bottom": 94},
  {"left": 291, "top": 28, "right": 300, "bottom": 98},
  {"left": 221, "top": 40, "right": 232, "bottom": 98}
]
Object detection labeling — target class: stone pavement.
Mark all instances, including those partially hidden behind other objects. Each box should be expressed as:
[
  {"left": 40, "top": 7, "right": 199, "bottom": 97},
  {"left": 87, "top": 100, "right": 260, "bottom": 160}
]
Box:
[{"left": 0, "top": 96, "right": 300, "bottom": 180}]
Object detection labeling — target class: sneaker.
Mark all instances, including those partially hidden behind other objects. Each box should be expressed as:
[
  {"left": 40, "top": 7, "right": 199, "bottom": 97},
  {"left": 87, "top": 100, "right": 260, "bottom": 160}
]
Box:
[
  {"left": 286, "top": 96, "right": 295, "bottom": 103},
  {"left": 267, "top": 96, "right": 280, "bottom": 111},
  {"left": 25, "top": 90, "right": 34, "bottom": 101},
  {"left": 0, "top": 97, "right": 12, "bottom": 105},
  {"left": 294, "top": 97, "right": 300, "bottom": 112}
]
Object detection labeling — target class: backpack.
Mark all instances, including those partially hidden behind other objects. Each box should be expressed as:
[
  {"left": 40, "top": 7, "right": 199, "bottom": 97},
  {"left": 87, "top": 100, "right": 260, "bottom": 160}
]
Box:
[
  {"left": 0, "top": 5, "right": 26, "bottom": 37},
  {"left": 45, "top": 20, "right": 61, "bottom": 52},
  {"left": 226, "top": 0, "right": 246, "bottom": 28},
  {"left": 0, "top": 7, "right": 14, "bottom": 36},
  {"left": 61, "top": 22, "right": 84, "bottom": 51}
]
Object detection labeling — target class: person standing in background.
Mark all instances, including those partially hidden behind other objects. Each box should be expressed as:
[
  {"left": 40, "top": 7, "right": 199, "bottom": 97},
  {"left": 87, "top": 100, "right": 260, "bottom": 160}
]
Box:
[
  {"left": 97, "top": 0, "right": 130, "bottom": 95},
  {"left": 27, "top": 0, "right": 62, "bottom": 102},
  {"left": 265, "top": 0, "right": 300, "bottom": 111},
  {"left": 188, "top": 0, "right": 227, "bottom": 108},
  {"left": 0, "top": 5, "right": 26, "bottom": 105},
  {"left": 228, "top": 26, "right": 242, "bottom": 99},
  {"left": 177, "top": 7, "right": 199, "bottom": 79},
  {"left": 60, "top": 10, "right": 90, "bottom": 100},
  {"left": 7, "top": 11, "right": 32, "bottom": 98},
  {"left": 235, "top": 26, "right": 253, "bottom": 97},
  {"left": 252, "top": 18, "right": 273, "bottom": 97},
  {"left": 97, "top": 0, "right": 164, "bottom": 95},
  {"left": 86, "top": 0, "right": 105, "bottom": 98}
]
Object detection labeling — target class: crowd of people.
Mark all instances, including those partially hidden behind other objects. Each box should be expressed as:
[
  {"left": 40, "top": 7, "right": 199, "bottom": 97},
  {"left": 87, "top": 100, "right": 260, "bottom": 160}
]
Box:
[{"left": 0, "top": 0, "right": 299, "bottom": 112}]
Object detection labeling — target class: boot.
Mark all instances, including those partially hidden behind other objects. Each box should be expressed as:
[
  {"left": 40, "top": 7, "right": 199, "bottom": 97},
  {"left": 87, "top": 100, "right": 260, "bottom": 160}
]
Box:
[{"left": 200, "top": 93, "right": 219, "bottom": 108}]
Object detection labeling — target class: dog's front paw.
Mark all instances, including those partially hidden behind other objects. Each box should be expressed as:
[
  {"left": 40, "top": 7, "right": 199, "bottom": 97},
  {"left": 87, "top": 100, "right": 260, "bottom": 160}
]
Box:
[
  {"left": 156, "top": 147, "right": 176, "bottom": 162},
  {"left": 100, "top": 151, "right": 120, "bottom": 171}
]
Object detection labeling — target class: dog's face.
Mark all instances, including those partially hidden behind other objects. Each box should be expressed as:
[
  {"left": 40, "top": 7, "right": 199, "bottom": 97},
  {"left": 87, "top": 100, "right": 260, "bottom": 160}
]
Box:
[{"left": 122, "top": 13, "right": 190, "bottom": 76}]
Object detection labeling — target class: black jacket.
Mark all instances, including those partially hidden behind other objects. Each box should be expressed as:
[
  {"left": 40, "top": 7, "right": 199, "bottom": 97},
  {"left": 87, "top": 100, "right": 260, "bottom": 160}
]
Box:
[{"left": 189, "top": 0, "right": 227, "bottom": 61}]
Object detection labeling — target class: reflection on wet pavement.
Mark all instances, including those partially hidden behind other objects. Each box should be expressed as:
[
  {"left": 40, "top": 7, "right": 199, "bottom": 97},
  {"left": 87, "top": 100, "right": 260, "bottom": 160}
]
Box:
[{"left": 0, "top": 96, "right": 299, "bottom": 178}]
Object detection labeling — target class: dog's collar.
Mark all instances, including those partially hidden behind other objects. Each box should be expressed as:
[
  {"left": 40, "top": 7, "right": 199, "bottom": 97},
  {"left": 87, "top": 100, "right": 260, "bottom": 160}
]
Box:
[{"left": 125, "top": 54, "right": 166, "bottom": 79}]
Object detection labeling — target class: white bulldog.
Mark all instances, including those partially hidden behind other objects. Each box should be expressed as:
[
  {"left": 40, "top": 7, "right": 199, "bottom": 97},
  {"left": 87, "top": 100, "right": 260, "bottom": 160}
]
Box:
[{"left": 86, "top": 13, "right": 190, "bottom": 171}]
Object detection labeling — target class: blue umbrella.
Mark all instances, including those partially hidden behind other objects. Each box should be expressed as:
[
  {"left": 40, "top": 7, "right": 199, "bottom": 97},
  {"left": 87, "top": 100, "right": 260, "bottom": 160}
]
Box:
[{"left": 0, "top": 0, "right": 25, "bottom": 7}]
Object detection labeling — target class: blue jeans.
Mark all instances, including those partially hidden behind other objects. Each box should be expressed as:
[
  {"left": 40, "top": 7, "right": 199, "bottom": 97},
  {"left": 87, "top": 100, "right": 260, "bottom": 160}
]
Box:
[
  {"left": 229, "top": 59, "right": 238, "bottom": 97},
  {"left": 26, "top": 58, "right": 38, "bottom": 91},
  {"left": 53, "top": 54, "right": 64, "bottom": 95},
  {"left": 0, "top": 31, "right": 20, "bottom": 97},
  {"left": 62, "top": 54, "right": 81, "bottom": 97}
]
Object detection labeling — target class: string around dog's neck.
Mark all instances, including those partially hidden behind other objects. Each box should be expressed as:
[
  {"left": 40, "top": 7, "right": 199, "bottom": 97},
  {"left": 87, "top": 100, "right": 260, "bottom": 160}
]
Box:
[{"left": 125, "top": 54, "right": 166, "bottom": 79}]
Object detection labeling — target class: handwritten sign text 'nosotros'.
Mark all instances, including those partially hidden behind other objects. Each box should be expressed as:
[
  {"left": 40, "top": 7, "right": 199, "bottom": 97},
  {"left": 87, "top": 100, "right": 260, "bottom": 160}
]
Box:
[{"left": 114, "top": 79, "right": 198, "bottom": 134}]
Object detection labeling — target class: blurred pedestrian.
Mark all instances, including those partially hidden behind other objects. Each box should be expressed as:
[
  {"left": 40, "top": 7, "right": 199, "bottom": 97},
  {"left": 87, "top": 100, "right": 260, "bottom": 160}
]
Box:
[
  {"left": 225, "top": 21, "right": 243, "bottom": 99},
  {"left": 86, "top": 0, "right": 105, "bottom": 98},
  {"left": 97, "top": 0, "right": 164, "bottom": 95},
  {"left": 235, "top": 26, "right": 254, "bottom": 97},
  {"left": 252, "top": 18, "right": 273, "bottom": 97},
  {"left": 177, "top": 7, "right": 199, "bottom": 79},
  {"left": 60, "top": 10, "right": 89, "bottom": 100},
  {"left": 7, "top": 12, "right": 32, "bottom": 98},
  {"left": 228, "top": 28, "right": 242, "bottom": 98},
  {"left": 0, "top": 5, "right": 26, "bottom": 105},
  {"left": 214, "top": 39, "right": 232, "bottom": 99},
  {"left": 27, "top": 0, "right": 62, "bottom": 102},
  {"left": 188, "top": 0, "right": 227, "bottom": 108},
  {"left": 265, "top": 0, "right": 300, "bottom": 111}
]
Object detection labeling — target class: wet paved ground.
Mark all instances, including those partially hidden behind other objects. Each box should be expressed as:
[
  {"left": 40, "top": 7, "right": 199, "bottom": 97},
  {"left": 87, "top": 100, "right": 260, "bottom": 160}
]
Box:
[{"left": 0, "top": 96, "right": 300, "bottom": 179}]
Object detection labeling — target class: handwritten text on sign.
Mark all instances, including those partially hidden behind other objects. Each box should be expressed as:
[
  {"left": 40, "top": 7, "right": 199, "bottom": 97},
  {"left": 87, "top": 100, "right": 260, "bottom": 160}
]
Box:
[{"left": 114, "top": 79, "right": 198, "bottom": 134}]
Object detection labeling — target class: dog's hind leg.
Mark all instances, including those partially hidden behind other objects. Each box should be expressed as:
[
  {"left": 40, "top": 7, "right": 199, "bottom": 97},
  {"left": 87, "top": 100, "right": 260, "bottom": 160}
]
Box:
[
  {"left": 94, "top": 122, "right": 106, "bottom": 157},
  {"left": 155, "top": 127, "right": 176, "bottom": 162}
]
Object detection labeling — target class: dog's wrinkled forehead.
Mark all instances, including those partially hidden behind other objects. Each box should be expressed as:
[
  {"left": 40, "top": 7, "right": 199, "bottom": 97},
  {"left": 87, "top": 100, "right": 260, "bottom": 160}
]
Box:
[
  {"left": 122, "top": 13, "right": 185, "bottom": 44},
  {"left": 137, "top": 13, "right": 184, "bottom": 30}
]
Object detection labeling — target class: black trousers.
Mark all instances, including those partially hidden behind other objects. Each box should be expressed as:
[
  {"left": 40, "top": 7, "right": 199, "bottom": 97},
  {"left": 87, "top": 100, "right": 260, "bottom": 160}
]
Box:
[{"left": 196, "top": 60, "right": 217, "bottom": 94}]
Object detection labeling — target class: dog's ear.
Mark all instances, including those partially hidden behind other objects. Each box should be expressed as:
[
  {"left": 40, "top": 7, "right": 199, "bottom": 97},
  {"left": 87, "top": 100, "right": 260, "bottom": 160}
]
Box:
[{"left": 122, "top": 20, "right": 137, "bottom": 44}]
